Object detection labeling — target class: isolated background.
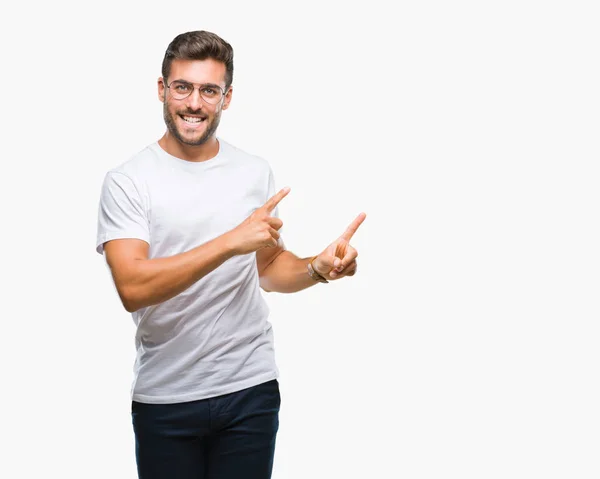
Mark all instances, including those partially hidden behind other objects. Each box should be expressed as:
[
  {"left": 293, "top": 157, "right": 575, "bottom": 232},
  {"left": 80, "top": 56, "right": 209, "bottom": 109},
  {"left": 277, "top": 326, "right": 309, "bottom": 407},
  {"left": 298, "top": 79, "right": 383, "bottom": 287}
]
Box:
[{"left": 1, "top": 1, "right": 598, "bottom": 478}]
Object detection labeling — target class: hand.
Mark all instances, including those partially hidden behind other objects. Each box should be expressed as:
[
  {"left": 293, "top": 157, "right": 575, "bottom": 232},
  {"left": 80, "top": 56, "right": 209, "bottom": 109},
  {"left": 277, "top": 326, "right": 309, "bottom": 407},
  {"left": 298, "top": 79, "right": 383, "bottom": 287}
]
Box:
[
  {"left": 226, "top": 187, "right": 290, "bottom": 255},
  {"left": 312, "top": 212, "right": 366, "bottom": 280}
]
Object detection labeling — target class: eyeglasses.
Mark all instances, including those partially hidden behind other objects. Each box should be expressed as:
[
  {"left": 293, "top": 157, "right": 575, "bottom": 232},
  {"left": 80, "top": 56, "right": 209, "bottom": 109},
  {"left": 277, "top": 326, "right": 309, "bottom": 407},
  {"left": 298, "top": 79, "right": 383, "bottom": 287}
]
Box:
[{"left": 166, "top": 81, "right": 228, "bottom": 104}]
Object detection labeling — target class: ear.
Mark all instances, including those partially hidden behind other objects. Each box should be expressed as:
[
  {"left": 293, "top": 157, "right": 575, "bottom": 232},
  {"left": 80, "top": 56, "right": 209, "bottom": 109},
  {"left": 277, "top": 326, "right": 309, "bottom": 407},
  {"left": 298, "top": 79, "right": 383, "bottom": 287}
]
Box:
[
  {"left": 158, "top": 77, "right": 166, "bottom": 102},
  {"left": 222, "top": 86, "right": 233, "bottom": 110}
]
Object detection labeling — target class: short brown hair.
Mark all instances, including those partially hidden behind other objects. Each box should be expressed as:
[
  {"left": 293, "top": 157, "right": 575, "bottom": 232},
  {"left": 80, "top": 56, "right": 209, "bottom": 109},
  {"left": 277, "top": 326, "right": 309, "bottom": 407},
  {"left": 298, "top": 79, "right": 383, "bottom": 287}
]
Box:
[{"left": 162, "top": 31, "right": 234, "bottom": 88}]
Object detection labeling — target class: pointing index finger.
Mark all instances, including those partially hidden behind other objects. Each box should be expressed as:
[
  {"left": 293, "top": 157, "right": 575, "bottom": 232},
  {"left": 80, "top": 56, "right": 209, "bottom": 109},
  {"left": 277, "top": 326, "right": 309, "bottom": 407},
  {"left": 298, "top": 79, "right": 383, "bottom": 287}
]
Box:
[
  {"left": 340, "top": 212, "right": 367, "bottom": 241},
  {"left": 263, "top": 187, "right": 291, "bottom": 212}
]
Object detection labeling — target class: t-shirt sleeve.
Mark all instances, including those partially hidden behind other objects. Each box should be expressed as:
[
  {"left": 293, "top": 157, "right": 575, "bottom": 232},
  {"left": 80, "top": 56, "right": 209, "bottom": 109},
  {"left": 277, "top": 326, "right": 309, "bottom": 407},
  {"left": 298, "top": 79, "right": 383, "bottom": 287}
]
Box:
[
  {"left": 96, "top": 171, "right": 150, "bottom": 255},
  {"left": 266, "top": 165, "right": 286, "bottom": 250}
]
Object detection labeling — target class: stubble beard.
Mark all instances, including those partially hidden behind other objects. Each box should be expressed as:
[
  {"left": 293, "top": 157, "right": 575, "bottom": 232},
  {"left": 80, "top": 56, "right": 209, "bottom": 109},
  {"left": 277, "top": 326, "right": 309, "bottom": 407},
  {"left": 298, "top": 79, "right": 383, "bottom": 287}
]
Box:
[{"left": 163, "top": 101, "right": 222, "bottom": 147}]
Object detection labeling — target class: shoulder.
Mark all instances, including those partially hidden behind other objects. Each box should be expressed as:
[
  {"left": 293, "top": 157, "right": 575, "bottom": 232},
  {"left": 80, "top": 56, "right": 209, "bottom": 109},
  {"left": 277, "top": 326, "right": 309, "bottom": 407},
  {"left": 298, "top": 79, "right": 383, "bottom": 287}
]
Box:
[
  {"left": 219, "top": 138, "right": 271, "bottom": 172},
  {"left": 107, "top": 143, "right": 161, "bottom": 180}
]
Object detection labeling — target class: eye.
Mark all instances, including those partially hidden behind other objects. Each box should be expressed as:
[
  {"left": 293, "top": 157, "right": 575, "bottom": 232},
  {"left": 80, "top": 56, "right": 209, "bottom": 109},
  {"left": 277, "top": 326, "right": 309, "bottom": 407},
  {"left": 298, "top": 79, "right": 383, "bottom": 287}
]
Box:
[
  {"left": 172, "top": 82, "right": 192, "bottom": 92},
  {"left": 201, "top": 87, "right": 218, "bottom": 96}
]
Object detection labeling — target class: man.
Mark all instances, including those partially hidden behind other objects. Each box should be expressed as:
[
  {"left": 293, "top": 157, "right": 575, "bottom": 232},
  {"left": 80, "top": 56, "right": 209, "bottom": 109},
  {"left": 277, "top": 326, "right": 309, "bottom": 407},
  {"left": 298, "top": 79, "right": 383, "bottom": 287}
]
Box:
[{"left": 96, "top": 30, "right": 365, "bottom": 479}]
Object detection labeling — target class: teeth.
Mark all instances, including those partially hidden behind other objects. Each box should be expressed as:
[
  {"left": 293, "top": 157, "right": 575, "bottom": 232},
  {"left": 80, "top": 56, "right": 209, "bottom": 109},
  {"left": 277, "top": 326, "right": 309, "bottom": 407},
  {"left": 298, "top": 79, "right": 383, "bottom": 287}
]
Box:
[{"left": 182, "top": 116, "right": 204, "bottom": 123}]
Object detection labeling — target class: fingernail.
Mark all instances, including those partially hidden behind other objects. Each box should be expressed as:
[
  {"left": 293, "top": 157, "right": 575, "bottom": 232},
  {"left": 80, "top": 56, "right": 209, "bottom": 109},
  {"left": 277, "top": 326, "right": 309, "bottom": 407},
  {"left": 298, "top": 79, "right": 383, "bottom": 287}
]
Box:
[{"left": 330, "top": 272, "right": 337, "bottom": 278}]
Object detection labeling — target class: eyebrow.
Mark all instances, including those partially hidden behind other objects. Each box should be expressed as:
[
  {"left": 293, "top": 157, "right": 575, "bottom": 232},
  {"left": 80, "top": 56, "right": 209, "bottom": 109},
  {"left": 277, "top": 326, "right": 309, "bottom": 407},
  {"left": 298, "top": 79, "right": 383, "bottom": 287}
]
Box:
[{"left": 172, "top": 79, "right": 222, "bottom": 89}]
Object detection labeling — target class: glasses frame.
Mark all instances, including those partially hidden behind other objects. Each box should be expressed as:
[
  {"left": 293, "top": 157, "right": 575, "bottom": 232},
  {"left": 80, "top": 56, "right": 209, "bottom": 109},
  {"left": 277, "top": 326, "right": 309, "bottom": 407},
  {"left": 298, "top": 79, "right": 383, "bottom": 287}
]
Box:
[{"left": 166, "top": 80, "right": 229, "bottom": 104}]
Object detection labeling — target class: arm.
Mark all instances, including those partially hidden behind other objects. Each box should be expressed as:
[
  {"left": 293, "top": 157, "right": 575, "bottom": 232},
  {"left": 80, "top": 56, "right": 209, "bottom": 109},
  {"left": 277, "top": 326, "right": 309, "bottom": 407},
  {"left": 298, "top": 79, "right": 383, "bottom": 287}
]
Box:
[
  {"left": 257, "top": 213, "right": 366, "bottom": 294},
  {"left": 104, "top": 236, "right": 235, "bottom": 313},
  {"left": 257, "top": 248, "right": 320, "bottom": 294},
  {"left": 104, "top": 187, "right": 291, "bottom": 313}
]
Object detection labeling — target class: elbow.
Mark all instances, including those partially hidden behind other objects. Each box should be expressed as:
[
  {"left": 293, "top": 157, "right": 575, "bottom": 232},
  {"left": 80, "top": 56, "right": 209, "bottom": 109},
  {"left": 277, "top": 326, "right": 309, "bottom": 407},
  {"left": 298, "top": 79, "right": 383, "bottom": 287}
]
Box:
[
  {"left": 123, "top": 301, "right": 138, "bottom": 314},
  {"left": 117, "top": 285, "right": 141, "bottom": 313}
]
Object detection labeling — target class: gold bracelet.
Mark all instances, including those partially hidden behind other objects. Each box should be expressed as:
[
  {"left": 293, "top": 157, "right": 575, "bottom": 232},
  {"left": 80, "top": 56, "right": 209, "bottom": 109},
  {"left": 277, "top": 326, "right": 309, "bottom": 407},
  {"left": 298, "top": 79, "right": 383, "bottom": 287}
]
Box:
[{"left": 307, "top": 256, "right": 329, "bottom": 283}]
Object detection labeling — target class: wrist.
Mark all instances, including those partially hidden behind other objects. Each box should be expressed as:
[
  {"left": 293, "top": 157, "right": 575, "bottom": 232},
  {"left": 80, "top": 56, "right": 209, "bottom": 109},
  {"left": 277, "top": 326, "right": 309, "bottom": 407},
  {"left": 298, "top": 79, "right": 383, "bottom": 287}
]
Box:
[
  {"left": 221, "top": 232, "right": 240, "bottom": 257},
  {"left": 307, "top": 256, "right": 329, "bottom": 283}
]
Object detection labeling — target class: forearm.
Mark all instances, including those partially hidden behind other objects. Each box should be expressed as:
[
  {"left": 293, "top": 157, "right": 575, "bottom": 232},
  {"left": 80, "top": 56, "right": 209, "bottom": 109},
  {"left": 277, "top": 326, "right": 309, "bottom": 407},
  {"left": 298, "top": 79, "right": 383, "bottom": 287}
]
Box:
[
  {"left": 259, "top": 250, "right": 320, "bottom": 293},
  {"left": 121, "top": 235, "right": 236, "bottom": 312}
]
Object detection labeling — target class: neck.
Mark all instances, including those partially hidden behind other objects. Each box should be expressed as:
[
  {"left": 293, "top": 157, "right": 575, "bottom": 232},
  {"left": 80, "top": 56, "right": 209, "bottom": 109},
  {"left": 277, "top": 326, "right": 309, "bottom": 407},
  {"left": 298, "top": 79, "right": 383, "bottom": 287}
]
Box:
[{"left": 158, "top": 132, "right": 219, "bottom": 162}]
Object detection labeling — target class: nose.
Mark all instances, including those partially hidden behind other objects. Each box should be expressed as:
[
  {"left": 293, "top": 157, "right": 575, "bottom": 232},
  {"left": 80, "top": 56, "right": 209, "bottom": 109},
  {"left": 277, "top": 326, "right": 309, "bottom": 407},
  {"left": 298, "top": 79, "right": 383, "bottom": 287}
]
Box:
[{"left": 186, "top": 87, "right": 204, "bottom": 111}]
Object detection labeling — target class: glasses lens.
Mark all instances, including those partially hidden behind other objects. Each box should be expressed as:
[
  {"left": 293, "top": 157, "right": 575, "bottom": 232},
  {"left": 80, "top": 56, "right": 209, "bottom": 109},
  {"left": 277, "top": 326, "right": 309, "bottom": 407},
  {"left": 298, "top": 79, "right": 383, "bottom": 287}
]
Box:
[
  {"left": 200, "top": 86, "right": 223, "bottom": 104},
  {"left": 169, "top": 81, "right": 193, "bottom": 99}
]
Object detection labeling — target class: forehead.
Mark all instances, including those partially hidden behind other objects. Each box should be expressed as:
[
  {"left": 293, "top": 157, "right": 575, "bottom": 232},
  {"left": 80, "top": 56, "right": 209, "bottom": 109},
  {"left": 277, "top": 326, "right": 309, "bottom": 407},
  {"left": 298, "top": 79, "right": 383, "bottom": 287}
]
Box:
[{"left": 168, "top": 58, "right": 227, "bottom": 86}]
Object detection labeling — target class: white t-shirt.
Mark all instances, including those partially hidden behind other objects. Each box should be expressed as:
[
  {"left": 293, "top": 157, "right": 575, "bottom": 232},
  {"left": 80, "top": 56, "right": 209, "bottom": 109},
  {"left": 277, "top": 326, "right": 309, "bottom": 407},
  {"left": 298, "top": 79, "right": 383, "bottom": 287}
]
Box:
[{"left": 96, "top": 138, "right": 283, "bottom": 404}]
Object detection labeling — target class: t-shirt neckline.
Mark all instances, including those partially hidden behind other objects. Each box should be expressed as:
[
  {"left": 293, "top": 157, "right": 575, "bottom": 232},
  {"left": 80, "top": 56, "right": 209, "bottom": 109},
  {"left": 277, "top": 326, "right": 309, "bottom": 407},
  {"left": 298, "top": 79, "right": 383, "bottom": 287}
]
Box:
[{"left": 152, "top": 138, "right": 226, "bottom": 172}]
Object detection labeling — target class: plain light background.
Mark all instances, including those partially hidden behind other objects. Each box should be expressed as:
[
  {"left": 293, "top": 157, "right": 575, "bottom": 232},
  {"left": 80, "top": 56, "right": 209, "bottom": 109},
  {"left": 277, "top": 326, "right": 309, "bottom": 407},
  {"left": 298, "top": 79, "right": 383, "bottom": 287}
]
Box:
[{"left": 1, "top": 1, "right": 598, "bottom": 478}]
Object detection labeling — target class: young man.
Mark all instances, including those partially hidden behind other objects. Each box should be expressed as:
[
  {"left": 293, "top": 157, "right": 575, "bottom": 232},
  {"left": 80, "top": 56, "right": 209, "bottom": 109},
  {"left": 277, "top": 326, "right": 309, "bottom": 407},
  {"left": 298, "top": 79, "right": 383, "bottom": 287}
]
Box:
[{"left": 96, "top": 30, "right": 365, "bottom": 479}]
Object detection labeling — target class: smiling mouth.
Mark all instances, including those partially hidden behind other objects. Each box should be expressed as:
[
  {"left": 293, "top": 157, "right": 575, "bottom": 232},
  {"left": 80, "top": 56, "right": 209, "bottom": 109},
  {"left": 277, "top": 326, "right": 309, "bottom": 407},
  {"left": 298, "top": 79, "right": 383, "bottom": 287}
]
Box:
[{"left": 180, "top": 115, "right": 207, "bottom": 124}]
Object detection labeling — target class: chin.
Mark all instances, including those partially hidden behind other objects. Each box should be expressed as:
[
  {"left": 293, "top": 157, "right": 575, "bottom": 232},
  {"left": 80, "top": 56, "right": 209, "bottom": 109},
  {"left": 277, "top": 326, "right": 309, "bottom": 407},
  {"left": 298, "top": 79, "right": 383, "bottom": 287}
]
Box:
[{"left": 180, "top": 132, "right": 211, "bottom": 146}]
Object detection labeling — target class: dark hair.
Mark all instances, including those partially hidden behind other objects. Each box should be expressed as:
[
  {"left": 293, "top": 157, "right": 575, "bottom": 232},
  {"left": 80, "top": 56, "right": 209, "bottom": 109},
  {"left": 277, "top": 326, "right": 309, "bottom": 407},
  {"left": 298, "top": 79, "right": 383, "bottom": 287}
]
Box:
[{"left": 161, "top": 31, "right": 234, "bottom": 88}]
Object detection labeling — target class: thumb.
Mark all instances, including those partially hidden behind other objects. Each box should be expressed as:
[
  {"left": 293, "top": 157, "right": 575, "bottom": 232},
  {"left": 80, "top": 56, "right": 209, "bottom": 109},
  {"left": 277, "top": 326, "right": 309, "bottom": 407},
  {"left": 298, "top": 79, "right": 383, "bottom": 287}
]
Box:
[{"left": 314, "top": 248, "right": 341, "bottom": 275}]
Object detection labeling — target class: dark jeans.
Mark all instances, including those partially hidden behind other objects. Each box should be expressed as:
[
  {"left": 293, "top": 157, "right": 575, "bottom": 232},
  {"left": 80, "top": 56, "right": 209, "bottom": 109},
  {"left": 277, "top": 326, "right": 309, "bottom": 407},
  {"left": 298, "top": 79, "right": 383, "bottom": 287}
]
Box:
[{"left": 131, "top": 379, "right": 281, "bottom": 479}]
